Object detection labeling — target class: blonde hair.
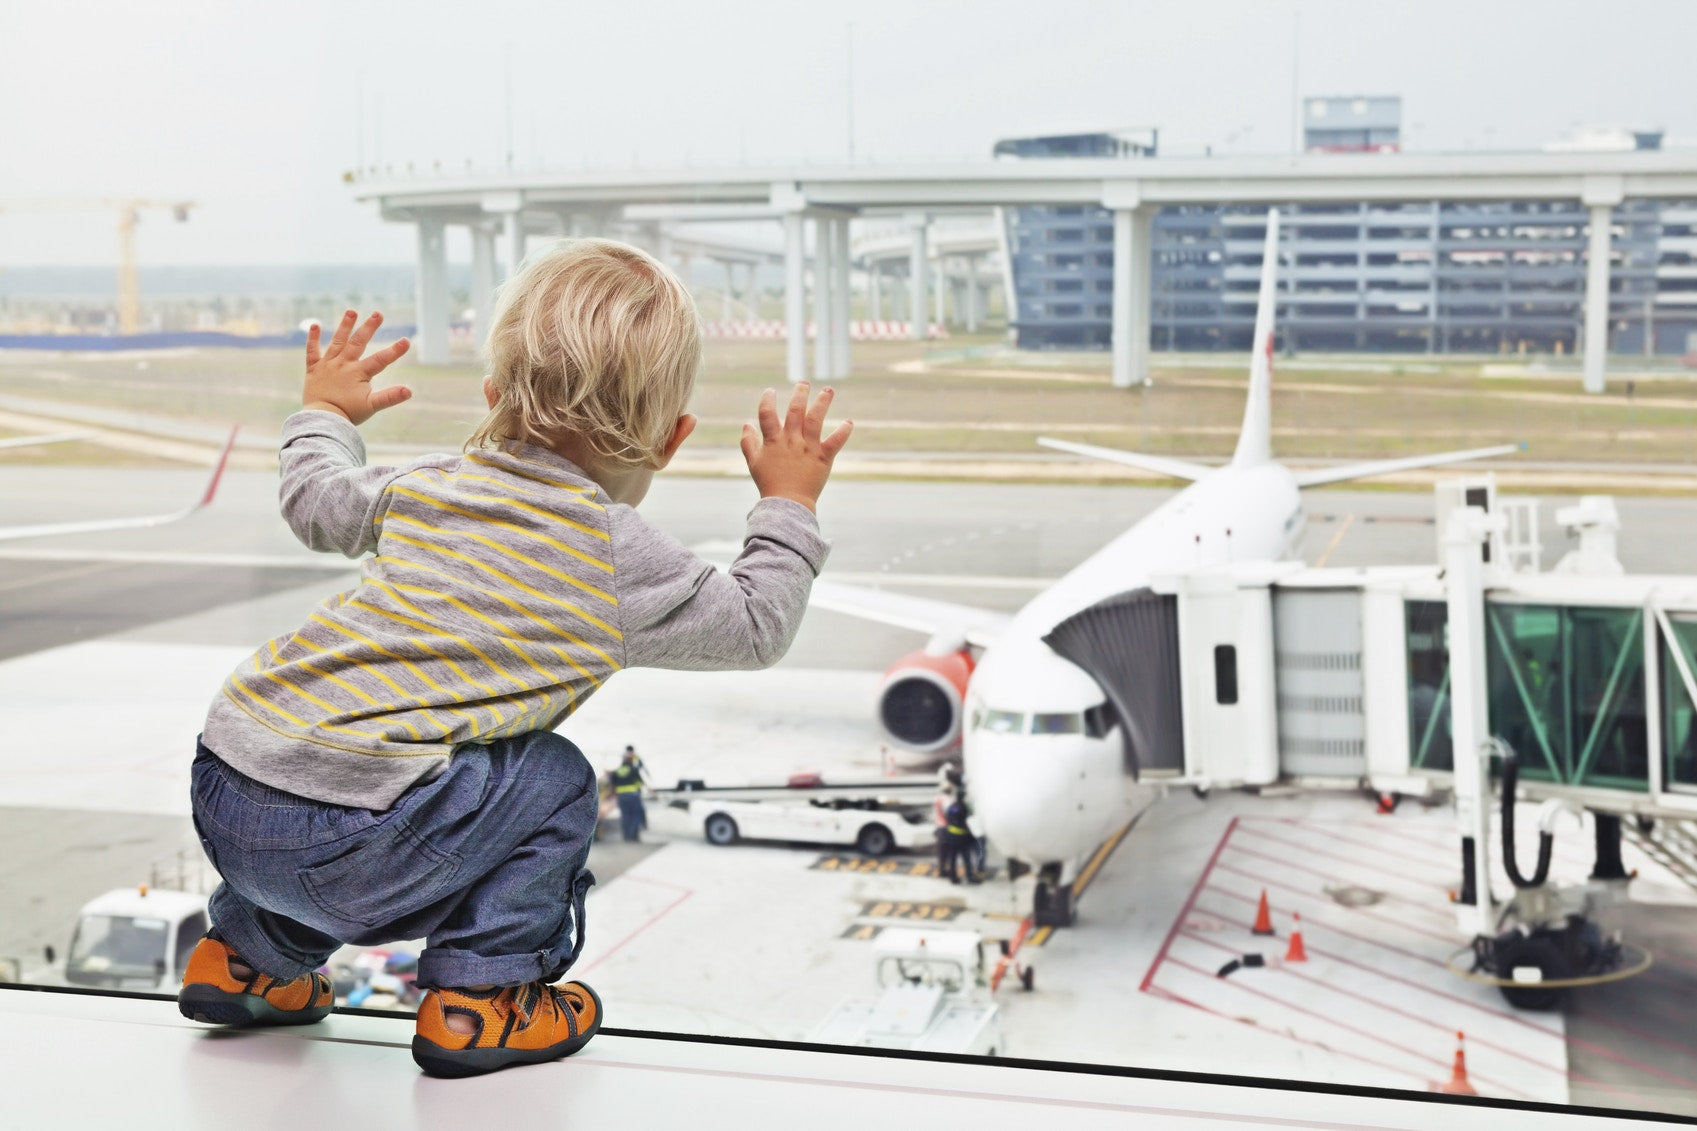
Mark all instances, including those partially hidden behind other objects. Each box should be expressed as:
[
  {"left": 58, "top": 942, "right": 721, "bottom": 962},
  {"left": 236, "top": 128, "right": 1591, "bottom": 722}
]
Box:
[{"left": 470, "top": 238, "right": 701, "bottom": 469}]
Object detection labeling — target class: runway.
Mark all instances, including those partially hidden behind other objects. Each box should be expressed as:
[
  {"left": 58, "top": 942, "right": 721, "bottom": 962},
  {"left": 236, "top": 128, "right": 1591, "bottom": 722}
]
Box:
[{"left": 4, "top": 465, "right": 1697, "bottom": 1115}]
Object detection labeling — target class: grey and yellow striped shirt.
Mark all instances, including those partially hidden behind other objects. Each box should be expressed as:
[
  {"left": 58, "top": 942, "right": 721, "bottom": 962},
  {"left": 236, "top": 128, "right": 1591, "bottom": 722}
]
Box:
[{"left": 200, "top": 410, "right": 829, "bottom": 809}]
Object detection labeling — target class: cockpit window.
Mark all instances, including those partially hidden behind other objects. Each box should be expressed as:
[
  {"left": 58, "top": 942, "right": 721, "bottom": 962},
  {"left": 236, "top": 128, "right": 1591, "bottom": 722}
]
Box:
[
  {"left": 979, "top": 709, "right": 1025, "bottom": 734},
  {"left": 1030, "top": 712, "right": 1083, "bottom": 735}
]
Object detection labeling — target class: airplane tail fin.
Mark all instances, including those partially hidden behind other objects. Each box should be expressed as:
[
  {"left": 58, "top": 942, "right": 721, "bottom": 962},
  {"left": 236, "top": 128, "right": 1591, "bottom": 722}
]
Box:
[{"left": 1230, "top": 208, "right": 1280, "bottom": 469}]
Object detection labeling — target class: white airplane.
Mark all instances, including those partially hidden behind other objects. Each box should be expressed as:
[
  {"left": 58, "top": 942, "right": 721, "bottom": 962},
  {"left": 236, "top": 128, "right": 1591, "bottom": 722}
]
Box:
[
  {"left": 0, "top": 426, "right": 238, "bottom": 541},
  {"left": 810, "top": 210, "right": 1516, "bottom": 925}
]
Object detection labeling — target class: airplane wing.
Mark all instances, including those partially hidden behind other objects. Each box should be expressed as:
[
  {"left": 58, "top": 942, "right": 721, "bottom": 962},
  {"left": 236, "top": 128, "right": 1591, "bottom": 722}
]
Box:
[
  {"left": 809, "top": 577, "right": 1011, "bottom": 649},
  {"left": 0, "top": 432, "right": 91, "bottom": 451},
  {"left": 0, "top": 426, "right": 238, "bottom": 543},
  {"left": 1290, "top": 443, "right": 1522, "bottom": 488},
  {"left": 1036, "top": 437, "right": 1215, "bottom": 482}
]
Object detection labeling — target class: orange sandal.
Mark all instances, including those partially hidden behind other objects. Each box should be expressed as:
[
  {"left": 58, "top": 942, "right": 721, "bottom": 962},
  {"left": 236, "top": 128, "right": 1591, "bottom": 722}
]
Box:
[
  {"left": 177, "top": 936, "right": 334, "bottom": 1027},
  {"left": 412, "top": 980, "right": 601, "bottom": 1078}
]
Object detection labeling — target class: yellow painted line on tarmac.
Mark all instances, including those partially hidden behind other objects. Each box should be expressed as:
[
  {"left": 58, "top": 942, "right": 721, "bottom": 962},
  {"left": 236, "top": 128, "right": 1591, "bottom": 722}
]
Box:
[{"left": 1028, "top": 926, "right": 1054, "bottom": 948}]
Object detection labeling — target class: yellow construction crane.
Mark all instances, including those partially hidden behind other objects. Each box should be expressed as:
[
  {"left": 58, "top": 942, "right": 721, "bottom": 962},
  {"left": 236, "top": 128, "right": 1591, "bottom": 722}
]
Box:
[{"left": 0, "top": 199, "right": 195, "bottom": 334}]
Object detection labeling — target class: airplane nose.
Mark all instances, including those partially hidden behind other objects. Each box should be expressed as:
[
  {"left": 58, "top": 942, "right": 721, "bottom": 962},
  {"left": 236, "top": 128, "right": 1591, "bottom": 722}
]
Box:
[{"left": 963, "top": 736, "right": 1074, "bottom": 863}]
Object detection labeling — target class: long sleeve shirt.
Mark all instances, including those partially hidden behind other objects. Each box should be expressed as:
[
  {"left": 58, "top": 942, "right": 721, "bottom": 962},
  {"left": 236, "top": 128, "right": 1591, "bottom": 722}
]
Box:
[{"left": 200, "top": 410, "right": 829, "bottom": 809}]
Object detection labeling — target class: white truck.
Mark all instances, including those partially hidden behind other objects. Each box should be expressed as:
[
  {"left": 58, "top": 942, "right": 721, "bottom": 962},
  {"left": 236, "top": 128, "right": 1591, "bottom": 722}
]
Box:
[
  {"left": 692, "top": 797, "right": 936, "bottom": 857},
  {"left": 664, "top": 775, "right": 940, "bottom": 857},
  {"left": 58, "top": 886, "right": 209, "bottom": 993},
  {"left": 812, "top": 928, "right": 1004, "bottom": 1056}
]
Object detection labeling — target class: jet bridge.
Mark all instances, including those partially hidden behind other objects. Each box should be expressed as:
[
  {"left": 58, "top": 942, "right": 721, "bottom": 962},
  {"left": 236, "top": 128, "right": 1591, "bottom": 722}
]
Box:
[{"left": 1120, "top": 477, "right": 1697, "bottom": 895}]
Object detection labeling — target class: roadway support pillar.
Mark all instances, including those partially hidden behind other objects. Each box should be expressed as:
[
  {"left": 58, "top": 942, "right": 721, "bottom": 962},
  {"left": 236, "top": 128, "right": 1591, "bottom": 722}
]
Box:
[
  {"left": 414, "top": 218, "right": 450, "bottom": 366},
  {"left": 504, "top": 210, "right": 526, "bottom": 280},
  {"left": 1444, "top": 505, "right": 1502, "bottom": 938},
  {"left": 934, "top": 259, "right": 947, "bottom": 327},
  {"left": 831, "top": 215, "right": 852, "bottom": 377},
  {"left": 470, "top": 225, "right": 498, "bottom": 349},
  {"left": 1582, "top": 202, "right": 1614, "bottom": 394},
  {"left": 720, "top": 260, "right": 735, "bottom": 322},
  {"left": 813, "top": 215, "right": 835, "bottom": 381},
  {"left": 964, "top": 257, "right": 980, "bottom": 333},
  {"left": 1111, "top": 206, "right": 1154, "bottom": 389},
  {"left": 743, "top": 263, "right": 761, "bottom": 322},
  {"left": 783, "top": 211, "right": 806, "bottom": 384},
  {"left": 908, "top": 212, "right": 929, "bottom": 341},
  {"left": 869, "top": 266, "right": 882, "bottom": 322}
]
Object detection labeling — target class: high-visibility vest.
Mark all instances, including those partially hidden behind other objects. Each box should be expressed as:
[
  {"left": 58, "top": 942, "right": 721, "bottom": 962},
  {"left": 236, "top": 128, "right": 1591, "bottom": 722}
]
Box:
[
  {"left": 945, "top": 801, "right": 969, "bottom": 837},
  {"left": 611, "top": 763, "right": 642, "bottom": 794}
]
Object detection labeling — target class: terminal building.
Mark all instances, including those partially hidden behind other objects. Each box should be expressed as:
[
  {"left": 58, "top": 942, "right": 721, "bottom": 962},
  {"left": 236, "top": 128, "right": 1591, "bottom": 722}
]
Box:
[{"left": 1000, "top": 101, "right": 1695, "bottom": 355}]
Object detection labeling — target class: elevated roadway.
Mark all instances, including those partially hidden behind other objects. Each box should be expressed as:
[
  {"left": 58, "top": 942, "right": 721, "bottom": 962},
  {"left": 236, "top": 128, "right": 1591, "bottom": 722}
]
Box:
[{"left": 355, "top": 150, "right": 1697, "bottom": 393}]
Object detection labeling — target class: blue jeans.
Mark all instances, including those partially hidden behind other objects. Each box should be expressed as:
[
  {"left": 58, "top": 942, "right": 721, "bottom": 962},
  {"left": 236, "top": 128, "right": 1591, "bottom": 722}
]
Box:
[
  {"left": 615, "top": 792, "right": 644, "bottom": 842},
  {"left": 190, "top": 731, "right": 598, "bottom": 989}
]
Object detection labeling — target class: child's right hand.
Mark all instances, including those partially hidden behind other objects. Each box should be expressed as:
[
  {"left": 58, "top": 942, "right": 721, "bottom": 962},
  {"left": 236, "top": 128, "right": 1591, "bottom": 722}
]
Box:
[
  {"left": 301, "top": 310, "right": 412, "bottom": 425},
  {"left": 739, "top": 383, "right": 852, "bottom": 513}
]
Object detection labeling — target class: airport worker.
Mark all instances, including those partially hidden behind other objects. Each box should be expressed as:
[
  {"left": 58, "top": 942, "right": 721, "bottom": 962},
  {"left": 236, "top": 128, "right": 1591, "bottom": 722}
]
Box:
[
  {"left": 609, "top": 748, "right": 646, "bottom": 842},
  {"left": 933, "top": 781, "right": 954, "bottom": 872},
  {"left": 941, "top": 792, "right": 981, "bottom": 884},
  {"left": 176, "top": 238, "right": 853, "bottom": 1079}
]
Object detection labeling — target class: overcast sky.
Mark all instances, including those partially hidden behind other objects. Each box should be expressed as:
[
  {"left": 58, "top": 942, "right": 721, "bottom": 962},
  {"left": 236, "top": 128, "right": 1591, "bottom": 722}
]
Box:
[{"left": 1, "top": 0, "right": 1692, "bottom": 266}]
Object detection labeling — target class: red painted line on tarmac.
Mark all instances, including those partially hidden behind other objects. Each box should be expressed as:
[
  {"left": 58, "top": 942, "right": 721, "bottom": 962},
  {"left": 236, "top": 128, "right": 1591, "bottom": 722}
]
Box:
[
  {"left": 1192, "top": 889, "right": 1697, "bottom": 1092},
  {"left": 578, "top": 879, "right": 694, "bottom": 974},
  {"left": 1578, "top": 1008, "right": 1697, "bottom": 1067},
  {"left": 1162, "top": 954, "right": 1540, "bottom": 1102},
  {"left": 1204, "top": 870, "right": 1455, "bottom": 963},
  {"left": 1233, "top": 823, "right": 1453, "bottom": 893},
  {"left": 1143, "top": 981, "right": 1430, "bottom": 1091},
  {"left": 1269, "top": 815, "right": 1456, "bottom": 857},
  {"left": 1139, "top": 816, "right": 1238, "bottom": 994},
  {"left": 1261, "top": 821, "right": 1459, "bottom": 882},
  {"left": 1177, "top": 929, "right": 1562, "bottom": 1078},
  {"left": 1216, "top": 851, "right": 1460, "bottom": 946}
]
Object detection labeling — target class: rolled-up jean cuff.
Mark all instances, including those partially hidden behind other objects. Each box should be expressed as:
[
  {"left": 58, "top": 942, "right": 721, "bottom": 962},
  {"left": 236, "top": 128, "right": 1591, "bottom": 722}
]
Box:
[
  {"left": 211, "top": 907, "right": 321, "bottom": 982},
  {"left": 417, "top": 946, "right": 552, "bottom": 990}
]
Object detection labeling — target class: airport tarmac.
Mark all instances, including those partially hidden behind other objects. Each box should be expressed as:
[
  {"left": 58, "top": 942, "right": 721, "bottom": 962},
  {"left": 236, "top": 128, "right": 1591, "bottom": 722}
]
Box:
[{"left": 3, "top": 466, "right": 1697, "bottom": 1115}]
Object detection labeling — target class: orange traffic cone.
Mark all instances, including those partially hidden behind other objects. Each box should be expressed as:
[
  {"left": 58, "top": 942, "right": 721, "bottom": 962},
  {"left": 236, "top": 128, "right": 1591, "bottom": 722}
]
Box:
[
  {"left": 1251, "top": 889, "right": 1275, "bottom": 936},
  {"left": 1436, "top": 1030, "right": 1477, "bottom": 1096},
  {"left": 1284, "top": 913, "right": 1308, "bottom": 962}
]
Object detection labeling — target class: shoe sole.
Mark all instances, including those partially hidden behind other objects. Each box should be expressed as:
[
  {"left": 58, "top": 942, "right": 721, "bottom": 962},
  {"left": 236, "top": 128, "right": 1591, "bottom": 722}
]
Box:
[
  {"left": 411, "top": 985, "right": 603, "bottom": 1079},
  {"left": 178, "top": 984, "right": 332, "bottom": 1028}
]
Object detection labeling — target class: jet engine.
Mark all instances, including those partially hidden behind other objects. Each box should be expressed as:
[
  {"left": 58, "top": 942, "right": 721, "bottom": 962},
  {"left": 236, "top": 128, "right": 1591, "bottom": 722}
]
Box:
[{"left": 875, "top": 646, "right": 974, "bottom": 753}]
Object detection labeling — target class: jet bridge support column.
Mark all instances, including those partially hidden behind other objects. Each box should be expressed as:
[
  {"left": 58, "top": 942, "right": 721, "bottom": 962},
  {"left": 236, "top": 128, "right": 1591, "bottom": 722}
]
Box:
[
  {"left": 1581, "top": 177, "right": 1622, "bottom": 395},
  {"left": 1444, "top": 505, "right": 1502, "bottom": 937},
  {"left": 414, "top": 218, "right": 449, "bottom": 366},
  {"left": 1110, "top": 202, "right": 1153, "bottom": 389}
]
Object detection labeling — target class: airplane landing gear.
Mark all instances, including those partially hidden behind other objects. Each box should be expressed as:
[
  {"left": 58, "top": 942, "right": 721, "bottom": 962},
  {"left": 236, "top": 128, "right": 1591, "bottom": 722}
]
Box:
[{"left": 1033, "top": 863, "right": 1075, "bottom": 927}]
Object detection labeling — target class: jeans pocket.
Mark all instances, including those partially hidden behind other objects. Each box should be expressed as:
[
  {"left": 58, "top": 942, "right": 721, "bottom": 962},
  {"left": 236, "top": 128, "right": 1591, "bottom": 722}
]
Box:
[{"left": 298, "top": 819, "right": 463, "bottom": 932}]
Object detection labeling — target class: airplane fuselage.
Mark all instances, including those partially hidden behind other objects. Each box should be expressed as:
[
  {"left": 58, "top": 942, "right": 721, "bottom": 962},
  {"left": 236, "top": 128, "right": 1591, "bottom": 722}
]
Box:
[{"left": 961, "top": 460, "right": 1303, "bottom": 874}]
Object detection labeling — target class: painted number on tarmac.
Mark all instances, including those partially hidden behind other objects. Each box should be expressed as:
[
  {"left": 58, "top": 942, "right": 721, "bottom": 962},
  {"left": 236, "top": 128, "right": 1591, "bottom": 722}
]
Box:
[
  {"left": 840, "top": 924, "right": 884, "bottom": 940},
  {"left": 811, "top": 854, "right": 928, "bottom": 876},
  {"left": 812, "top": 855, "right": 997, "bottom": 881},
  {"left": 857, "top": 900, "right": 964, "bottom": 922}
]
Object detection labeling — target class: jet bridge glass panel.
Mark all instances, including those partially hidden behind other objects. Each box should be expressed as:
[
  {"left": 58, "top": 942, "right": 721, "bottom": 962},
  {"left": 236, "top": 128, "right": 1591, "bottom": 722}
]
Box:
[
  {"left": 1485, "top": 603, "right": 1648, "bottom": 788},
  {"left": 1405, "top": 600, "right": 1453, "bottom": 772},
  {"left": 1660, "top": 614, "right": 1697, "bottom": 791}
]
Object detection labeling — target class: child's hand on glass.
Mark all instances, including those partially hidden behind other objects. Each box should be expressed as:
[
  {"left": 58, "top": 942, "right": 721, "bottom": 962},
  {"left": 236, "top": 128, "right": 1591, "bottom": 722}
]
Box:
[
  {"left": 739, "top": 382, "right": 853, "bottom": 513},
  {"left": 302, "top": 310, "right": 412, "bottom": 425}
]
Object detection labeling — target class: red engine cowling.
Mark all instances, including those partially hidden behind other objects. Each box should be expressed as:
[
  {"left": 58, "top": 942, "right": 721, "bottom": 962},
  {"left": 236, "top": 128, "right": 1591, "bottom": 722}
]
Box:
[{"left": 875, "top": 648, "right": 975, "bottom": 753}]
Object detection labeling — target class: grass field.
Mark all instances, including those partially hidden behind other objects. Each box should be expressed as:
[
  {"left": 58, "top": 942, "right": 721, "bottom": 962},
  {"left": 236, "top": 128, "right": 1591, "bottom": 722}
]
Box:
[{"left": 3, "top": 336, "right": 1696, "bottom": 475}]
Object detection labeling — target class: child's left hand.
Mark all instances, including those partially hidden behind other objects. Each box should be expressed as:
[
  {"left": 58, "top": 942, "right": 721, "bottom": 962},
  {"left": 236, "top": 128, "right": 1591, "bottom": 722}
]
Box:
[{"left": 302, "top": 310, "right": 412, "bottom": 425}]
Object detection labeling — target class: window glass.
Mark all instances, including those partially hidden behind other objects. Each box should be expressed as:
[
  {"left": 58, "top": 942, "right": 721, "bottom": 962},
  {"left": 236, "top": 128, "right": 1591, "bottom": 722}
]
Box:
[
  {"left": 1030, "top": 712, "right": 1082, "bottom": 735},
  {"left": 2, "top": 9, "right": 1688, "bottom": 1120}
]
